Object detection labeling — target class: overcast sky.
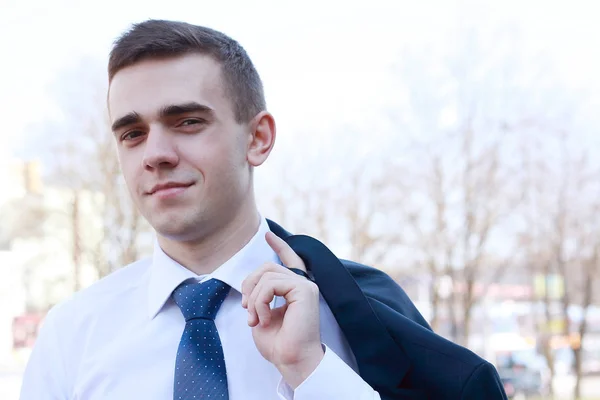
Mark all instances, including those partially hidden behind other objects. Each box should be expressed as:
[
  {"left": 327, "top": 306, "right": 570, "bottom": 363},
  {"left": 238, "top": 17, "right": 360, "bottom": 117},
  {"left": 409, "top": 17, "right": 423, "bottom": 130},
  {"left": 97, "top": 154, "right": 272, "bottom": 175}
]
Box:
[{"left": 1, "top": 0, "right": 598, "bottom": 156}]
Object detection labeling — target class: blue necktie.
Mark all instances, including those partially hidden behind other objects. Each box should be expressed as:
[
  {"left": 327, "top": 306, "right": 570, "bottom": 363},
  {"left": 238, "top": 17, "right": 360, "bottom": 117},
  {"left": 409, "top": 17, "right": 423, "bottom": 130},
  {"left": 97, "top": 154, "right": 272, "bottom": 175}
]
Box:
[{"left": 173, "top": 279, "right": 231, "bottom": 400}]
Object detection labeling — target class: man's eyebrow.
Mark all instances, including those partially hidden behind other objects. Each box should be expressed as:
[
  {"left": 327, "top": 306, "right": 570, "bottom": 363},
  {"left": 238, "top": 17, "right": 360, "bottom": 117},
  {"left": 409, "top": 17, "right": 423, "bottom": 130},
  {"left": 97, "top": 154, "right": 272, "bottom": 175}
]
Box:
[
  {"left": 159, "top": 102, "right": 215, "bottom": 118},
  {"left": 111, "top": 112, "right": 142, "bottom": 133},
  {"left": 110, "top": 103, "right": 214, "bottom": 133}
]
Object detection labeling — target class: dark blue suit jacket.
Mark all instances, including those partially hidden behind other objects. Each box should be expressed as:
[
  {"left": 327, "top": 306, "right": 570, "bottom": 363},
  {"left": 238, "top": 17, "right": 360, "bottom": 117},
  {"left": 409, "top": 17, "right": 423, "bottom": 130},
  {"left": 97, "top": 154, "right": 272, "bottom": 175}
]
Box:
[{"left": 268, "top": 220, "right": 508, "bottom": 400}]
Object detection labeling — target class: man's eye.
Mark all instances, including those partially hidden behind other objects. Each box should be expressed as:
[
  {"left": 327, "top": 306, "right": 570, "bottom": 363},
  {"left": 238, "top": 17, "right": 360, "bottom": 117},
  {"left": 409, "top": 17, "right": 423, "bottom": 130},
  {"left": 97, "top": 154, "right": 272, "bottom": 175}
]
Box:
[
  {"left": 179, "top": 119, "right": 203, "bottom": 127},
  {"left": 122, "top": 130, "right": 144, "bottom": 141}
]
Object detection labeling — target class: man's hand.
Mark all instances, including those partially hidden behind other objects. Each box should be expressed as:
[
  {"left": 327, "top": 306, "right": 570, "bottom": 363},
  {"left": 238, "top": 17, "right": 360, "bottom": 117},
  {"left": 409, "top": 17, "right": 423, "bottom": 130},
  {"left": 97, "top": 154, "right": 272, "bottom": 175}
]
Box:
[{"left": 241, "top": 231, "right": 324, "bottom": 389}]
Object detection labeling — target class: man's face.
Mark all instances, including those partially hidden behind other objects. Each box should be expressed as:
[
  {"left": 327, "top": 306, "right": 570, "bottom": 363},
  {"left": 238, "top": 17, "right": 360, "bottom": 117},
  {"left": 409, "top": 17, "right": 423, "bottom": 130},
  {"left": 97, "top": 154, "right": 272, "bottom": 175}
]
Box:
[{"left": 108, "top": 54, "right": 253, "bottom": 242}]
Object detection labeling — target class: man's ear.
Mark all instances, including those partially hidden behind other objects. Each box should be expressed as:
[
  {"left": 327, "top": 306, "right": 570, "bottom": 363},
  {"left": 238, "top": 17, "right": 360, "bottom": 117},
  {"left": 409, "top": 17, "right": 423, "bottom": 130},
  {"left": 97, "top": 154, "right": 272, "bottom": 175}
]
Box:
[{"left": 247, "top": 111, "right": 276, "bottom": 167}]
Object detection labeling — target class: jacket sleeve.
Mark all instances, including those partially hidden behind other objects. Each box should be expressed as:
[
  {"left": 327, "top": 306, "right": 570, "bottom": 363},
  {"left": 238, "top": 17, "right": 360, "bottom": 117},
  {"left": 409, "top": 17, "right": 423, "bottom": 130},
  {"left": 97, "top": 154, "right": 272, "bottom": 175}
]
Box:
[{"left": 461, "top": 362, "right": 508, "bottom": 400}]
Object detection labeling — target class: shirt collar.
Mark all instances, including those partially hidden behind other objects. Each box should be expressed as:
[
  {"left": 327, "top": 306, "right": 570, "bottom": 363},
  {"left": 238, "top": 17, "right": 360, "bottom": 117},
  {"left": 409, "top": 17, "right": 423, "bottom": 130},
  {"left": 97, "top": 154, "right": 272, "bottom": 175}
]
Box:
[{"left": 146, "top": 217, "right": 279, "bottom": 319}]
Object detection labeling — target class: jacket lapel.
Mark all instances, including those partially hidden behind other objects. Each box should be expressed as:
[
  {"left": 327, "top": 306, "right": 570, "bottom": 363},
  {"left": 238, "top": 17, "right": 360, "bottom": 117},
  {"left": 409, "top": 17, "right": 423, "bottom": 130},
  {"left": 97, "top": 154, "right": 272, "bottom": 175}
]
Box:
[{"left": 267, "top": 220, "right": 412, "bottom": 397}]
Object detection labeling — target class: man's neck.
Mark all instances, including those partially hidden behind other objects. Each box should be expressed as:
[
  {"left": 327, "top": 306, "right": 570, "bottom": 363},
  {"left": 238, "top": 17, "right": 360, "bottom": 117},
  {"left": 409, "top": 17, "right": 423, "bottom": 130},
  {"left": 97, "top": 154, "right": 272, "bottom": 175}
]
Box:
[{"left": 157, "top": 208, "right": 262, "bottom": 276}]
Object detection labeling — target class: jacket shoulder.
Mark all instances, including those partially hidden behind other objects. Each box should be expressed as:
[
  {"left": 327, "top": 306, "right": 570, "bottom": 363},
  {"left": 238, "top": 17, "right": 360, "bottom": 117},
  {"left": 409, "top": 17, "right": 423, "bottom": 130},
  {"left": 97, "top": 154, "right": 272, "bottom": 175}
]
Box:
[
  {"left": 341, "top": 260, "right": 484, "bottom": 366},
  {"left": 342, "top": 260, "right": 506, "bottom": 398},
  {"left": 340, "top": 259, "right": 431, "bottom": 330}
]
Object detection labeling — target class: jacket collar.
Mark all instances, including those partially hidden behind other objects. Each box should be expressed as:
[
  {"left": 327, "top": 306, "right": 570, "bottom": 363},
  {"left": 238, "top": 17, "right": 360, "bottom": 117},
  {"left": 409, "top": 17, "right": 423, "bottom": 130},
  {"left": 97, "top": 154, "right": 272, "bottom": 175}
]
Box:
[{"left": 267, "top": 219, "right": 412, "bottom": 396}]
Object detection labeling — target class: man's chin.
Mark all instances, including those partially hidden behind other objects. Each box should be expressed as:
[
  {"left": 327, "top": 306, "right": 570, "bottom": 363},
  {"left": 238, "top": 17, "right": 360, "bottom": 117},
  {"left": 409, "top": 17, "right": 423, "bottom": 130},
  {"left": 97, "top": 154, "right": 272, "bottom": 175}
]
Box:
[
  {"left": 152, "top": 218, "right": 206, "bottom": 243},
  {"left": 155, "top": 226, "right": 192, "bottom": 241}
]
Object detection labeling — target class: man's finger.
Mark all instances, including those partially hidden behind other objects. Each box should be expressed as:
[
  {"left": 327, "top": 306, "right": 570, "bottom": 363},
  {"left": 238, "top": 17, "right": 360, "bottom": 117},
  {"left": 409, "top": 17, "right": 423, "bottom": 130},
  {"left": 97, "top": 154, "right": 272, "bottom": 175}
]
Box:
[
  {"left": 265, "top": 231, "right": 306, "bottom": 272},
  {"left": 241, "top": 263, "right": 295, "bottom": 307},
  {"left": 246, "top": 272, "right": 285, "bottom": 326},
  {"left": 247, "top": 275, "right": 296, "bottom": 327}
]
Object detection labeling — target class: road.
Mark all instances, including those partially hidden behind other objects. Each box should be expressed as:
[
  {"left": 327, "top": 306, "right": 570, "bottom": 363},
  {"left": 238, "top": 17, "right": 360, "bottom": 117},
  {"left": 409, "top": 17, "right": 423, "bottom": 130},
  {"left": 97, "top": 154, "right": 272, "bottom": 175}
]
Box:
[{"left": 554, "top": 375, "right": 600, "bottom": 399}]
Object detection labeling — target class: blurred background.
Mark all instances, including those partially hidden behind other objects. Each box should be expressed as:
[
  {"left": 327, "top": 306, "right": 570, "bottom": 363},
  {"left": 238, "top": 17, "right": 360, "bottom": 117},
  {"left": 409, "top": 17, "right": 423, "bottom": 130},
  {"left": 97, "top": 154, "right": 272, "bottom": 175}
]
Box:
[{"left": 1, "top": 0, "right": 599, "bottom": 399}]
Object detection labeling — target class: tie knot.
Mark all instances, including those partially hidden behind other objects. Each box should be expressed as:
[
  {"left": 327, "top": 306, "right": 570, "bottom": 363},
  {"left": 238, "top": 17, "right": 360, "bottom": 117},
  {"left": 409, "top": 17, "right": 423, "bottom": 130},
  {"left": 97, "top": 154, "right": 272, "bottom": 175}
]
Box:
[{"left": 173, "top": 279, "right": 231, "bottom": 322}]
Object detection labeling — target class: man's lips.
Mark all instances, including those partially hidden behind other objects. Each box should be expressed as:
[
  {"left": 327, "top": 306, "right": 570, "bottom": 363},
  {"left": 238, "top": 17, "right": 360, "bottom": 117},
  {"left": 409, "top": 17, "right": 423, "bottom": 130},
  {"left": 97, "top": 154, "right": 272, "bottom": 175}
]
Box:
[{"left": 147, "top": 182, "right": 194, "bottom": 195}]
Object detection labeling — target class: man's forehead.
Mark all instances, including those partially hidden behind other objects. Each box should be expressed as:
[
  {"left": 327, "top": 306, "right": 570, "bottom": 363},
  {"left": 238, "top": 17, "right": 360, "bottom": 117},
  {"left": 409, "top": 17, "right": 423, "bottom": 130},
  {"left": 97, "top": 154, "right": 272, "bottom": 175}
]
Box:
[
  {"left": 107, "top": 54, "right": 225, "bottom": 119},
  {"left": 110, "top": 53, "right": 222, "bottom": 82}
]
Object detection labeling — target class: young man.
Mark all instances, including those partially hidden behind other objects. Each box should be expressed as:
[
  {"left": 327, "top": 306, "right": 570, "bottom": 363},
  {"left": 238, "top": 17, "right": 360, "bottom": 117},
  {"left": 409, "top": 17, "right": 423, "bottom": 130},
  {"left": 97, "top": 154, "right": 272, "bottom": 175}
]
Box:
[{"left": 20, "top": 20, "right": 507, "bottom": 400}]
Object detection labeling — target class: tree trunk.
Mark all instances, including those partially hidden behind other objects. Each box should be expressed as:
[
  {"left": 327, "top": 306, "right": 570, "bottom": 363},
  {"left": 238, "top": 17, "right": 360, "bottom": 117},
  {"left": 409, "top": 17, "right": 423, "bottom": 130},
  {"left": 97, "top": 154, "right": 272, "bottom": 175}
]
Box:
[
  {"left": 574, "top": 256, "right": 595, "bottom": 399},
  {"left": 541, "top": 270, "right": 556, "bottom": 399},
  {"left": 573, "top": 345, "right": 583, "bottom": 399},
  {"left": 461, "top": 280, "right": 475, "bottom": 347},
  {"left": 71, "top": 190, "right": 82, "bottom": 292},
  {"left": 429, "top": 274, "right": 440, "bottom": 332},
  {"left": 448, "top": 277, "right": 460, "bottom": 343}
]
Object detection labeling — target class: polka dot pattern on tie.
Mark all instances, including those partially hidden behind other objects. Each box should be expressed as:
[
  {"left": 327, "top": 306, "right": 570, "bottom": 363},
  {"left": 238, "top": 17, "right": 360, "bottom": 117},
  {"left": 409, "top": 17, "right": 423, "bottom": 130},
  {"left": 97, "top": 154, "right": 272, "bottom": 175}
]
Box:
[{"left": 173, "top": 279, "right": 231, "bottom": 399}]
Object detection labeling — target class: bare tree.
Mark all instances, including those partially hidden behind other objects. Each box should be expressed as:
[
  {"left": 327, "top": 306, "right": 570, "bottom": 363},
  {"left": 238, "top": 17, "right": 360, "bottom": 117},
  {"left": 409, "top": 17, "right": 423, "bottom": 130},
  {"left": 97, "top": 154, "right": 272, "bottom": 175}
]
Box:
[
  {"left": 574, "top": 240, "right": 600, "bottom": 398},
  {"left": 517, "top": 122, "right": 600, "bottom": 398},
  {"left": 560, "top": 150, "right": 600, "bottom": 399},
  {"left": 392, "top": 154, "right": 457, "bottom": 332},
  {"left": 22, "top": 57, "right": 151, "bottom": 289},
  {"left": 386, "top": 22, "right": 541, "bottom": 344}
]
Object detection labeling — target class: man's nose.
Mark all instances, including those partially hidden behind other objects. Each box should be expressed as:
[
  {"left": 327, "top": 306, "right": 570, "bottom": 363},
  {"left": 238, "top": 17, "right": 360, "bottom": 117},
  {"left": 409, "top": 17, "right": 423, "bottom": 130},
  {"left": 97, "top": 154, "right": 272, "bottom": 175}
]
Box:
[{"left": 142, "top": 128, "right": 179, "bottom": 170}]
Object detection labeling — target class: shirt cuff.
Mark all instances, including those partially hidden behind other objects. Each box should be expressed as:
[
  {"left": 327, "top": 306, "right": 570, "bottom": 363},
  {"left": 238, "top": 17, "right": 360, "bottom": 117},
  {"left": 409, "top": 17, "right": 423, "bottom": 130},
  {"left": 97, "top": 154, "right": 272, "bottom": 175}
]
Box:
[{"left": 276, "top": 344, "right": 379, "bottom": 400}]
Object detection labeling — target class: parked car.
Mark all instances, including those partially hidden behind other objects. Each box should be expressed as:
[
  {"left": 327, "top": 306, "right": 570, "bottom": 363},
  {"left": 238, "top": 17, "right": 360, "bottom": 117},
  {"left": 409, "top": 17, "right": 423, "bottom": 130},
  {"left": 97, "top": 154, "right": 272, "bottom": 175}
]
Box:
[{"left": 496, "top": 349, "right": 550, "bottom": 399}]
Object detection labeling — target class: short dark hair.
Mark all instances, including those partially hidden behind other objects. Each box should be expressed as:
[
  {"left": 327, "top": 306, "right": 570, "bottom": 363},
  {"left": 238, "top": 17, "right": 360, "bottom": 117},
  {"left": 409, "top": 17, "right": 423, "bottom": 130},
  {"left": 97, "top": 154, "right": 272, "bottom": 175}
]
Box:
[{"left": 108, "top": 19, "right": 266, "bottom": 123}]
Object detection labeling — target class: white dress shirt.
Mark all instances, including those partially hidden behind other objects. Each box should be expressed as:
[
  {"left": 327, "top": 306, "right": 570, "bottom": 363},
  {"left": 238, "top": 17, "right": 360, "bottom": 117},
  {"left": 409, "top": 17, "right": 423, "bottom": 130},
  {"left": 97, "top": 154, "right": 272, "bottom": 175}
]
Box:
[{"left": 20, "top": 218, "right": 381, "bottom": 399}]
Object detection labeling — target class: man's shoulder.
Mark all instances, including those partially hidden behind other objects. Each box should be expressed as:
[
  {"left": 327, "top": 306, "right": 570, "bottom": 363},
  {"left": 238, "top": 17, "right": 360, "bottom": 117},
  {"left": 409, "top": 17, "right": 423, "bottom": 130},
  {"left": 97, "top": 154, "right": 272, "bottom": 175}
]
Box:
[
  {"left": 67, "top": 256, "right": 151, "bottom": 306},
  {"left": 44, "top": 257, "right": 152, "bottom": 327}
]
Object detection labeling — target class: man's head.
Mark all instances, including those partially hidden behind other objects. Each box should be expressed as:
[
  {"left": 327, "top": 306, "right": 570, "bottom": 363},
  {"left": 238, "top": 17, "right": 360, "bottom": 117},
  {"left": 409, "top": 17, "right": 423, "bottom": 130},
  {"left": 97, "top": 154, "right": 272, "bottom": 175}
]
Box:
[
  {"left": 107, "top": 20, "right": 276, "bottom": 244},
  {"left": 109, "top": 19, "right": 266, "bottom": 123}
]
